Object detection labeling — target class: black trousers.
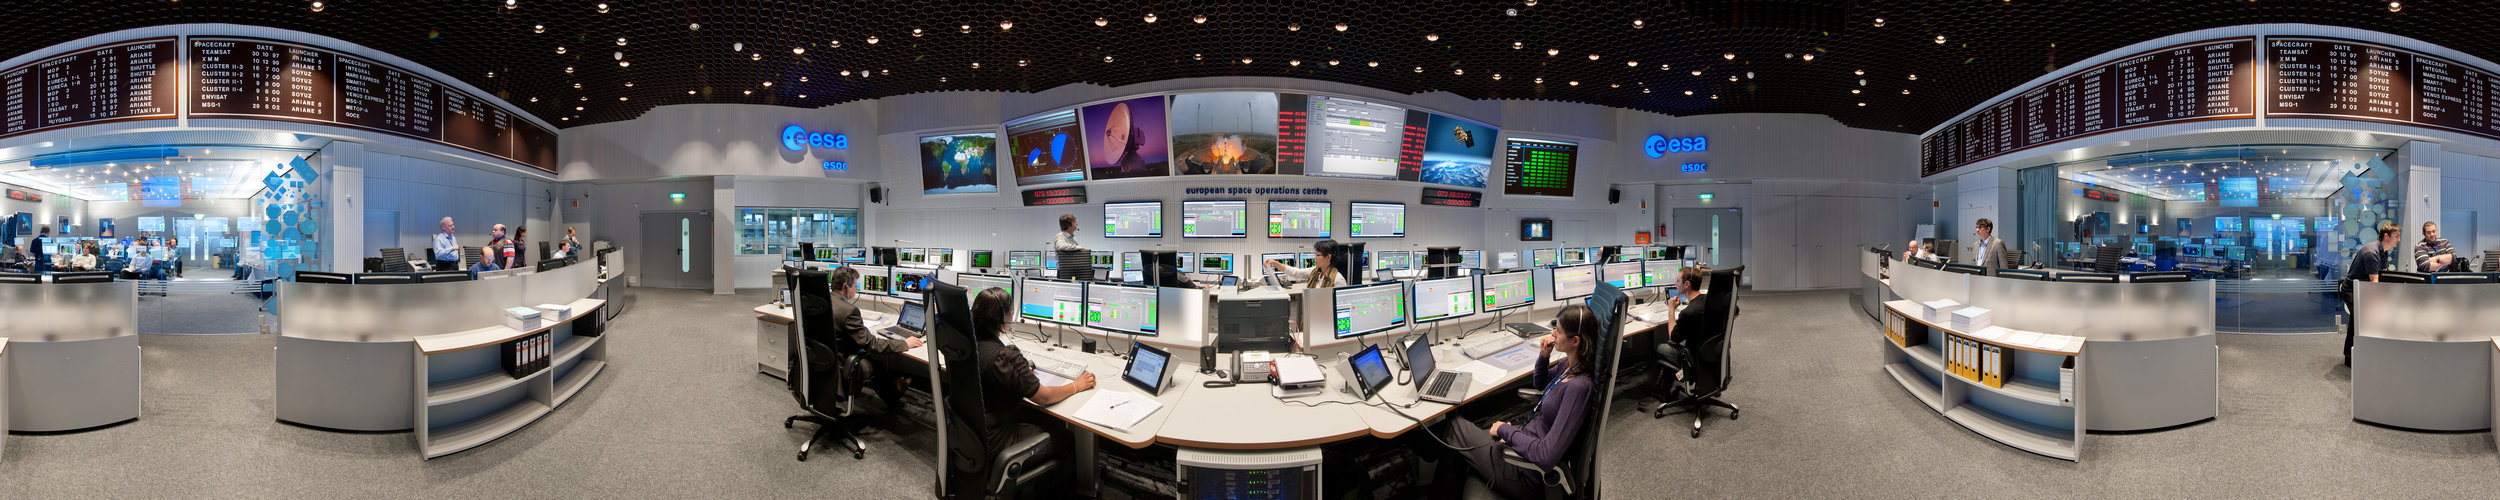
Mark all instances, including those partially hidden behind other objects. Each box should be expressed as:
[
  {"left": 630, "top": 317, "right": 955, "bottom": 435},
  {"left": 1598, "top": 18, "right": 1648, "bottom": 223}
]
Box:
[
  {"left": 1431, "top": 415, "right": 1544, "bottom": 499},
  {"left": 433, "top": 258, "right": 460, "bottom": 272}
]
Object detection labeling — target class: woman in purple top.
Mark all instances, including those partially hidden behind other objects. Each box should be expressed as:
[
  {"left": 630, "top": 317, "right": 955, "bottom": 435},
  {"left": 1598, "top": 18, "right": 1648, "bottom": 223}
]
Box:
[{"left": 1431, "top": 304, "right": 1599, "bottom": 498}]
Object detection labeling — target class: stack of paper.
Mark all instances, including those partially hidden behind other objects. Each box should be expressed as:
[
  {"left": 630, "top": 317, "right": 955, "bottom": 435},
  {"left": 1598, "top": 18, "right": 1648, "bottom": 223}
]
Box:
[
  {"left": 1073, "top": 391, "right": 1162, "bottom": 431},
  {"left": 1950, "top": 306, "right": 1992, "bottom": 332},
  {"left": 1920, "top": 299, "right": 1964, "bottom": 324}
]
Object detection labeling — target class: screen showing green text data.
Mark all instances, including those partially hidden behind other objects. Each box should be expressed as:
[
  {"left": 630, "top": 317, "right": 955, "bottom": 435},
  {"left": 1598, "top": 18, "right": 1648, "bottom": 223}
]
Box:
[{"left": 1503, "top": 138, "right": 1578, "bottom": 197}]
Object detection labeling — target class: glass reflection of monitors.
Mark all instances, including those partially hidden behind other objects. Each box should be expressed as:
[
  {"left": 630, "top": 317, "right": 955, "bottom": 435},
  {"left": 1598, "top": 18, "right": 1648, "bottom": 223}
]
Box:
[
  {"left": 1330, "top": 281, "right": 1408, "bottom": 339},
  {"left": 1600, "top": 261, "right": 1646, "bottom": 289},
  {"left": 1176, "top": 252, "right": 1198, "bottom": 273},
  {"left": 1104, "top": 201, "right": 1166, "bottom": 238},
  {"left": 854, "top": 265, "right": 892, "bottom": 297},
  {"left": 970, "top": 250, "right": 993, "bottom": 268},
  {"left": 1531, "top": 248, "right": 1556, "bottom": 268},
  {"left": 1348, "top": 202, "right": 1407, "bottom": 238},
  {"left": 1008, "top": 250, "right": 1044, "bottom": 269},
  {"left": 1641, "top": 260, "right": 1682, "bottom": 288},
  {"left": 892, "top": 269, "right": 933, "bottom": 301},
  {"left": 1181, "top": 200, "right": 1251, "bottom": 238},
  {"left": 1497, "top": 251, "right": 1520, "bottom": 270},
  {"left": 842, "top": 247, "right": 869, "bottom": 263},
  {"left": 1200, "top": 253, "right": 1234, "bottom": 274},
  {"left": 1084, "top": 282, "right": 1160, "bottom": 335},
  {"left": 1412, "top": 275, "right": 1478, "bottom": 324},
  {"left": 1376, "top": 250, "right": 1413, "bottom": 271},
  {"left": 1550, "top": 264, "right": 1597, "bottom": 301},
  {"left": 1266, "top": 200, "right": 1333, "bottom": 238},
  {"left": 1018, "top": 278, "right": 1087, "bottom": 325}
]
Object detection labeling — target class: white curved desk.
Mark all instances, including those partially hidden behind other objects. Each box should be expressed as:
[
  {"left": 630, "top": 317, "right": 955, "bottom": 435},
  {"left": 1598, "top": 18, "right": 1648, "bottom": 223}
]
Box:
[
  {"left": 4, "top": 281, "right": 141, "bottom": 433},
  {"left": 2351, "top": 281, "right": 2496, "bottom": 431}
]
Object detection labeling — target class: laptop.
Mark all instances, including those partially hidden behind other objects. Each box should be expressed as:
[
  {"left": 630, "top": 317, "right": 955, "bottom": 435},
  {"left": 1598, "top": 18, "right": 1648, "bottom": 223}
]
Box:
[
  {"left": 881, "top": 301, "right": 927, "bottom": 338},
  {"left": 1407, "top": 336, "right": 1473, "bottom": 404}
]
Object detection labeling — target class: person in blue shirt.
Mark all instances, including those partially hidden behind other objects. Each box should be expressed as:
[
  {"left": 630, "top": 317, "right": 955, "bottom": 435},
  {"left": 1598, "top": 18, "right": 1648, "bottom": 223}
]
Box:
[{"left": 432, "top": 217, "right": 461, "bottom": 271}]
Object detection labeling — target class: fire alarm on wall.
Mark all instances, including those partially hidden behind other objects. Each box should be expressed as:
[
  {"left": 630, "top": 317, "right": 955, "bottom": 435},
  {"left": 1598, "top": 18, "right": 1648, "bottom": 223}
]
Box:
[{"left": 1933, "top": 201, "right": 1941, "bottom": 208}]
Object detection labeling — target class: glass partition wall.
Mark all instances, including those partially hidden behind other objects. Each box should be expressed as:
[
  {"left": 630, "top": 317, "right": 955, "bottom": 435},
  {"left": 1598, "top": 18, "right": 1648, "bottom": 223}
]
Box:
[{"left": 2017, "top": 145, "right": 2399, "bottom": 333}]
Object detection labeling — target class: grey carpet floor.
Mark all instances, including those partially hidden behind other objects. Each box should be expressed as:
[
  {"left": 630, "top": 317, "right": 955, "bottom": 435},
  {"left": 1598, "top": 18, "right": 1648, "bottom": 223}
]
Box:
[
  {"left": 3, "top": 287, "right": 2494, "bottom": 497},
  {"left": 138, "top": 290, "right": 272, "bottom": 334}
]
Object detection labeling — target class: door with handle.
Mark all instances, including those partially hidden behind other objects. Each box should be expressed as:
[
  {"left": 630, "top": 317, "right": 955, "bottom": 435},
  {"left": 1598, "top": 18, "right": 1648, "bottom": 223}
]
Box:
[{"left": 639, "top": 212, "right": 712, "bottom": 288}]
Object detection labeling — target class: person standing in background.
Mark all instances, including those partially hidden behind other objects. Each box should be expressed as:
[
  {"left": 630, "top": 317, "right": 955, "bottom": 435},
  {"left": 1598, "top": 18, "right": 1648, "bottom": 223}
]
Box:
[
  {"left": 506, "top": 226, "right": 529, "bottom": 269},
  {"left": 433, "top": 217, "right": 461, "bottom": 271},
  {"left": 28, "top": 225, "right": 49, "bottom": 274},
  {"left": 1052, "top": 214, "right": 1093, "bottom": 281},
  {"left": 476, "top": 224, "right": 508, "bottom": 272},
  {"left": 1968, "top": 219, "right": 2006, "bottom": 270}
]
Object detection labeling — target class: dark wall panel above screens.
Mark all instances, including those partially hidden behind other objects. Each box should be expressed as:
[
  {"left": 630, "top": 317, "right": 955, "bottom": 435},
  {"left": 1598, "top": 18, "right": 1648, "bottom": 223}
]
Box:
[
  {"left": 186, "top": 36, "right": 559, "bottom": 174},
  {"left": 0, "top": 37, "right": 180, "bottom": 137},
  {"left": 1005, "top": 109, "right": 1089, "bottom": 186},
  {"left": 1081, "top": 96, "right": 1170, "bottom": 180},
  {"left": 2268, "top": 37, "right": 2500, "bottom": 142},
  {"left": 1170, "top": 92, "right": 1282, "bottom": 175},
  {"left": 1920, "top": 37, "right": 2258, "bottom": 177},
  {"left": 918, "top": 132, "right": 1000, "bottom": 195}
]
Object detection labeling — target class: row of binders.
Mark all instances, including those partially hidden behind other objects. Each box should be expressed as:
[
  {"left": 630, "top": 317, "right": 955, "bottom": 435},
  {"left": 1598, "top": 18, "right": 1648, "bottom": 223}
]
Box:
[{"left": 1944, "top": 334, "right": 2005, "bottom": 389}]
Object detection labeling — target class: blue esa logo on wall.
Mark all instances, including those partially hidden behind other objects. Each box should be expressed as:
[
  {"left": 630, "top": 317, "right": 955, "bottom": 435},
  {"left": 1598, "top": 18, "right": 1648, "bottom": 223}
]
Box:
[
  {"left": 781, "top": 125, "right": 849, "bottom": 152},
  {"left": 1644, "top": 134, "right": 1705, "bottom": 158}
]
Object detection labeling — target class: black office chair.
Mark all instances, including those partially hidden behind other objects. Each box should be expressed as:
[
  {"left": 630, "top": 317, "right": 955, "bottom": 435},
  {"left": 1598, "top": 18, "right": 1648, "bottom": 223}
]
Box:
[
  {"left": 785, "top": 268, "right": 868, "bottom": 461},
  {"left": 931, "top": 281, "right": 1061, "bottom": 499},
  {"left": 539, "top": 241, "right": 553, "bottom": 262},
  {"left": 379, "top": 248, "right": 413, "bottom": 273},
  {"left": 1054, "top": 248, "right": 1092, "bottom": 281},
  {"left": 462, "top": 246, "right": 485, "bottom": 269},
  {"left": 1654, "top": 266, "right": 1743, "bottom": 438}
]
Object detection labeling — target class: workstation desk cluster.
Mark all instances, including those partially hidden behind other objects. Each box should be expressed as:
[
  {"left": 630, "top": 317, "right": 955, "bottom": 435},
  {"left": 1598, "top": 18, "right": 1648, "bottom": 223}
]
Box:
[
  {"left": 275, "top": 251, "right": 620, "bottom": 459},
  {"left": 3, "top": 279, "right": 140, "bottom": 439},
  {"left": 1873, "top": 256, "right": 2217, "bottom": 461},
  {"left": 756, "top": 263, "right": 1684, "bottom": 494},
  {"left": 2350, "top": 280, "right": 2500, "bottom": 431}
]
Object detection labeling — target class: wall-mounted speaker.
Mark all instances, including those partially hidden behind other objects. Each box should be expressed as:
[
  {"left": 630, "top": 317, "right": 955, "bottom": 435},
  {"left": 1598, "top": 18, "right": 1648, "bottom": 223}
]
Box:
[
  {"left": 868, "top": 186, "right": 885, "bottom": 204},
  {"left": 1608, "top": 188, "right": 1621, "bottom": 204}
]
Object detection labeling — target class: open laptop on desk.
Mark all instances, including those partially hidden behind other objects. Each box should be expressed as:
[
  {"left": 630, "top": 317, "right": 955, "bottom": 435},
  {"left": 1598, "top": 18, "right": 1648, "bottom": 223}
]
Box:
[
  {"left": 880, "top": 301, "right": 927, "bottom": 338},
  {"left": 1406, "top": 335, "right": 1472, "bottom": 404}
]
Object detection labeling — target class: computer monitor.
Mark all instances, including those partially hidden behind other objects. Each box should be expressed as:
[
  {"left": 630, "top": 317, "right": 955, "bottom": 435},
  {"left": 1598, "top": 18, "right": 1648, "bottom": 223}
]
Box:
[
  {"left": 1200, "top": 253, "right": 1234, "bottom": 274},
  {"left": 892, "top": 269, "right": 934, "bottom": 300},
  {"left": 1018, "top": 278, "right": 1087, "bottom": 325},
  {"left": 1412, "top": 275, "right": 1478, "bottom": 324},
  {"left": 814, "top": 247, "right": 838, "bottom": 262},
  {"left": 969, "top": 250, "right": 993, "bottom": 269},
  {"left": 1091, "top": 251, "right": 1115, "bottom": 268},
  {"left": 1458, "top": 250, "right": 1484, "bottom": 269},
  {"left": 1123, "top": 342, "right": 1174, "bottom": 395},
  {"left": 1122, "top": 252, "right": 1142, "bottom": 274},
  {"left": 1084, "top": 281, "right": 1160, "bottom": 335},
  {"left": 1497, "top": 251, "right": 1521, "bottom": 270},
  {"left": 1641, "top": 260, "right": 1682, "bottom": 288},
  {"left": 895, "top": 301, "right": 928, "bottom": 334},
  {"left": 1550, "top": 264, "right": 1597, "bottom": 301},
  {"left": 1104, "top": 201, "right": 1166, "bottom": 238},
  {"left": 1217, "top": 298, "right": 1295, "bottom": 353},
  {"left": 1331, "top": 280, "right": 1408, "bottom": 339},
  {"left": 935, "top": 248, "right": 956, "bottom": 266},
  {"left": 854, "top": 265, "right": 893, "bottom": 296},
  {"left": 1008, "top": 250, "right": 1044, "bottom": 269},
  {"left": 1042, "top": 251, "right": 1060, "bottom": 270},
  {"left": 1266, "top": 200, "right": 1333, "bottom": 238},
  {"left": 1260, "top": 253, "right": 1298, "bottom": 277},
  {"left": 842, "top": 247, "right": 869, "bottom": 263},
  {"left": 1560, "top": 248, "right": 1589, "bottom": 266},
  {"left": 1530, "top": 248, "right": 1557, "bottom": 268},
  {"left": 956, "top": 273, "right": 1018, "bottom": 320},
  {"left": 1348, "top": 202, "right": 1406, "bottom": 238},
  {"left": 291, "top": 271, "right": 352, "bottom": 284},
  {"left": 1599, "top": 261, "right": 1646, "bottom": 289},
  {"left": 1346, "top": 344, "right": 1394, "bottom": 398},
  {"left": 1296, "top": 252, "right": 1318, "bottom": 269},
  {"left": 1121, "top": 270, "right": 1145, "bottom": 283},
  {"left": 899, "top": 248, "right": 922, "bottom": 264},
  {"left": 1181, "top": 200, "right": 1251, "bottom": 238},
  {"left": 1376, "top": 250, "right": 1413, "bottom": 271},
  {"left": 1482, "top": 270, "right": 1536, "bottom": 312},
  {"left": 1175, "top": 252, "right": 1198, "bottom": 273}
]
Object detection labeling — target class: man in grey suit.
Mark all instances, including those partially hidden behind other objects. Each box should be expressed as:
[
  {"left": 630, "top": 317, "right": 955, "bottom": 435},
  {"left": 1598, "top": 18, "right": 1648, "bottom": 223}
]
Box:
[
  {"left": 820, "top": 267, "right": 924, "bottom": 412},
  {"left": 1968, "top": 218, "right": 2007, "bottom": 270}
]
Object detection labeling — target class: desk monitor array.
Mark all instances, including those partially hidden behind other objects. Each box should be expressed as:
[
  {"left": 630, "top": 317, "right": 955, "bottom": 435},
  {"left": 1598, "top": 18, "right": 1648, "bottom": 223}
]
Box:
[
  {"left": 1199, "top": 253, "right": 1235, "bottom": 275},
  {"left": 1007, "top": 250, "right": 1045, "bottom": 270},
  {"left": 1216, "top": 298, "right": 1294, "bottom": 353},
  {"left": 1458, "top": 250, "right": 1484, "bottom": 269},
  {"left": 893, "top": 268, "right": 936, "bottom": 300},
  {"left": 1331, "top": 280, "right": 1408, "bottom": 339},
  {"left": 855, "top": 265, "right": 894, "bottom": 296},
  {"left": 1084, "top": 281, "right": 1160, "bottom": 336},
  {"left": 1019, "top": 278, "right": 1087, "bottom": 325},
  {"left": 843, "top": 247, "right": 871, "bottom": 263},
  {"left": 935, "top": 248, "right": 956, "bottom": 267},
  {"left": 1530, "top": 248, "right": 1557, "bottom": 268},
  {"left": 1640, "top": 260, "right": 1682, "bottom": 288},
  {"left": 1375, "top": 250, "right": 1415, "bottom": 271},
  {"left": 1598, "top": 261, "right": 1647, "bottom": 289},
  {"left": 969, "top": 250, "right": 993, "bottom": 269},
  {"left": 900, "top": 248, "right": 924, "bottom": 265},
  {"left": 956, "top": 273, "right": 1018, "bottom": 322},
  {"left": 1176, "top": 252, "right": 1198, "bottom": 273},
  {"left": 1550, "top": 264, "right": 1598, "bottom": 301},
  {"left": 1497, "top": 251, "right": 1521, "bottom": 271},
  {"left": 1482, "top": 270, "right": 1537, "bottom": 313},
  {"left": 1411, "top": 275, "right": 1478, "bottom": 324}
]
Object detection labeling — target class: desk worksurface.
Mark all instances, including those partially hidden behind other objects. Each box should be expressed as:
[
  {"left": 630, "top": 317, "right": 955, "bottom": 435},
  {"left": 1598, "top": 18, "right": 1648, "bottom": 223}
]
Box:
[
  {"left": 415, "top": 298, "right": 608, "bottom": 354},
  {"left": 754, "top": 292, "right": 1673, "bottom": 451}
]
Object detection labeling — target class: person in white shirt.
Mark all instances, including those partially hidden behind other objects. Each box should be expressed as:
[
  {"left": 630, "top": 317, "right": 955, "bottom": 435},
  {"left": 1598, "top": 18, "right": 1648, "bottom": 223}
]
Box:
[
  {"left": 126, "top": 237, "right": 159, "bottom": 279},
  {"left": 1051, "top": 214, "right": 1087, "bottom": 253},
  {"left": 432, "top": 217, "right": 461, "bottom": 271},
  {"left": 1265, "top": 239, "right": 1347, "bottom": 289}
]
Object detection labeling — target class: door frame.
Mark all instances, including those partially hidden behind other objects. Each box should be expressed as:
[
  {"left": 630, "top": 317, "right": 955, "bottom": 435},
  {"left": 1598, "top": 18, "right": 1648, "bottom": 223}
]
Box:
[{"left": 639, "top": 211, "right": 712, "bottom": 289}]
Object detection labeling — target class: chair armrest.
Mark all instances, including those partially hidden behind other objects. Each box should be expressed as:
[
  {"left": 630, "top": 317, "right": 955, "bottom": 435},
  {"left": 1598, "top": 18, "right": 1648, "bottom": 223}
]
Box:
[
  {"left": 1516, "top": 388, "right": 1544, "bottom": 400},
  {"left": 989, "top": 430, "right": 1059, "bottom": 494},
  {"left": 1497, "top": 447, "right": 1566, "bottom": 487}
]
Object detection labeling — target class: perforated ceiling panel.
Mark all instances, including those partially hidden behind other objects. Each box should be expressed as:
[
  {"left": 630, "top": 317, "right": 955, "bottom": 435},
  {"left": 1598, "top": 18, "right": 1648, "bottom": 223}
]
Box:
[{"left": 22, "top": 1, "right": 2499, "bottom": 132}]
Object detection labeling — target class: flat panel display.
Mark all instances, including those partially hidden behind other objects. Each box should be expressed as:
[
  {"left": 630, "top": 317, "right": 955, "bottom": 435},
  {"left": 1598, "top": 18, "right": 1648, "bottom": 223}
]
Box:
[
  {"left": 1266, "top": 200, "right": 1332, "bottom": 238},
  {"left": 1530, "top": 248, "right": 1556, "bottom": 268},
  {"left": 1004, "top": 109, "right": 1090, "bottom": 185},
  {"left": 1641, "top": 259, "right": 1683, "bottom": 288},
  {"left": 1170, "top": 92, "right": 1282, "bottom": 175},
  {"left": 1008, "top": 250, "right": 1044, "bottom": 269},
  {"left": 1551, "top": 264, "right": 1597, "bottom": 301},
  {"left": 919, "top": 132, "right": 999, "bottom": 195},
  {"left": 1200, "top": 253, "right": 1234, "bottom": 274},
  {"left": 1304, "top": 95, "right": 1408, "bottom": 180},
  {"left": 1921, "top": 37, "right": 2256, "bottom": 176},
  {"left": 854, "top": 265, "right": 892, "bottom": 297},
  {"left": 1331, "top": 281, "right": 1407, "bottom": 338},
  {"left": 1181, "top": 200, "right": 1250, "bottom": 238},
  {"left": 1503, "top": 138, "right": 1578, "bottom": 197},
  {"left": 1600, "top": 261, "right": 1647, "bottom": 289},
  {"left": 1481, "top": 270, "right": 1536, "bottom": 312},
  {"left": 1418, "top": 114, "right": 1499, "bottom": 188},
  {"left": 1458, "top": 250, "right": 1483, "bottom": 269},
  {"left": 1374, "top": 250, "right": 1414, "bottom": 270},
  {"left": 1103, "top": 201, "right": 1164, "bottom": 238},
  {"left": 1018, "top": 278, "right": 1087, "bottom": 325},
  {"left": 1081, "top": 96, "right": 1171, "bottom": 180},
  {"left": 1084, "top": 282, "right": 1160, "bottom": 335},
  {"left": 1412, "top": 276, "right": 1478, "bottom": 323},
  {"left": 188, "top": 37, "right": 557, "bottom": 172},
  {"left": 1348, "top": 202, "right": 1406, "bottom": 238}
]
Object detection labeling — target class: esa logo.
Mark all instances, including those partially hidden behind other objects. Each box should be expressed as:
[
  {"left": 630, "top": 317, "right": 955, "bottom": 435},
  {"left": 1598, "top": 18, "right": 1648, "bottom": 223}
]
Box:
[
  {"left": 1643, "top": 134, "right": 1705, "bottom": 158},
  {"left": 781, "top": 125, "right": 849, "bottom": 151}
]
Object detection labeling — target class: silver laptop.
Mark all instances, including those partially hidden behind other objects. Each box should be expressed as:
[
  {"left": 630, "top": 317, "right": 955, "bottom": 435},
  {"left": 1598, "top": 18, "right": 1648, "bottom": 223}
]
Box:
[
  {"left": 1408, "top": 337, "right": 1472, "bottom": 404},
  {"left": 881, "top": 301, "right": 926, "bottom": 338}
]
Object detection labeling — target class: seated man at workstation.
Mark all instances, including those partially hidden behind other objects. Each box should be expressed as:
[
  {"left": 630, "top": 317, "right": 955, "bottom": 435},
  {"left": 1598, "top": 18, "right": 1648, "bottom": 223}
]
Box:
[
  {"left": 1426, "top": 304, "right": 1599, "bottom": 498},
  {"left": 820, "top": 267, "right": 927, "bottom": 412},
  {"left": 1654, "top": 267, "right": 1720, "bottom": 384},
  {"left": 968, "top": 288, "right": 1094, "bottom": 475}
]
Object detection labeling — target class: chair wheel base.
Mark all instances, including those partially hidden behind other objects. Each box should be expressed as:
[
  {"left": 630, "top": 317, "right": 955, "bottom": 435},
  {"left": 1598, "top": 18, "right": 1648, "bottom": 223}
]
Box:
[
  {"left": 1730, "top": 409, "right": 1740, "bottom": 420},
  {"left": 1691, "top": 428, "right": 1701, "bottom": 438}
]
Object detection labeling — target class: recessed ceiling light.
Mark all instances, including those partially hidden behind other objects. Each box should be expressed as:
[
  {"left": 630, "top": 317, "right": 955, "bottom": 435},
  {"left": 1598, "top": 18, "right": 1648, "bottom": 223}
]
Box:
[
  {"left": 556, "top": 47, "right": 566, "bottom": 54},
  {"left": 1660, "top": 64, "right": 1670, "bottom": 70},
  {"left": 1908, "top": 74, "right": 1918, "bottom": 80},
  {"left": 572, "top": 83, "right": 581, "bottom": 88},
  {"left": 1851, "top": 89, "right": 1860, "bottom": 94},
  {"left": 959, "top": 25, "right": 971, "bottom": 33},
  {"left": 798, "top": 95, "right": 806, "bottom": 99},
  {"left": 1242, "top": 58, "right": 1253, "bottom": 64},
  {"left": 613, "top": 51, "right": 622, "bottom": 60},
  {"left": 1803, "top": 53, "right": 1816, "bottom": 61},
  {"left": 841, "top": 70, "right": 851, "bottom": 76},
  {"left": 1534, "top": 77, "right": 1543, "bottom": 84},
  {"left": 1568, "top": 81, "right": 1579, "bottom": 86},
  {"left": 533, "top": 25, "right": 545, "bottom": 33},
  {"left": 616, "top": 37, "right": 626, "bottom": 46},
  {"left": 1723, "top": 52, "right": 1736, "bottom": 60},
  {"left": 1611, "top": 83, "right": 1620, "bottom": 88},
  {"left": 625, "top": 82, "right": 633, "bottom": 87},
  {"left": 564, "top": 66, "right": 573, "bottom": 73},
  {"left": 1934, "top": 35, "right": 1946, "bottom": 44},
  {"left": 1336, "top": 23, "right": 1348, "bottom": 31},
  {"left": 1018, "top": 59, "right": 1027, "bottom": 66},
  {"left": 793, "top": 47, "right": 805, "bottom": 55},
  {"left": 595, "top": 3, "right": 608, "bottom": 13},
  {"left": 1290, "top": 60, "right": 1301, "bottom": 67},
  {"left": 1287, "top": 23, "right": 1300, "bottom": 31},
  {"left": 1858, "top": 102, "right": 1866, "bottom": 106},
  {"left": 502, "top": 0, "right": 514, "bottom": 9},
  {"left": 1745, "top": 72, "right": 1754, "bottom": 79},
  {"left": 1196, "top": 15, "right": 1209, "bottom": 24},
  {"left": 1368, "top": 61, "right": 1378, "bottom": 67},
  {"left": 750, "top": 53, "right": 760, "bottom": 61},
  {"left": 970, "top": 62, "right": 979, "bottom": 68},
  {"left": 2389, "top": 1, "right": 2401, "bottom": 12},
  {"left": 489, "top": 72, "right": 497, "bottom": 77},
  {"left": 1193, "top": 53, "right": 1202, "bottom": 60},
  {"left": 688, "top": 90, "right": 696, "bottom": 94},
  {"left": 866, "top": 37, "right": 878, "bottom": 44},
  {"left": 619, "top": 96, "right": 627, "bottom": 101},
  {"left": 529, "top": 97, "right": 538, "bottom": 102},
  {"left": 1727, "top": 75, "right": 1738, "bottom": 82},
  {"left": 732, "top": 42, "right": 742, "bottom": 52},
  {"left": 1454, "top": 68, "right": 1464, "bottom": 75},
  {"left": 1426, "top": 34, "right": 1440, "bottom": 42},
  {"left": 1001, "top": 20, "right": 1014, "bottom": 30},
  {"left": 1873, "top": 18, "right": 1885, "bottom": 27},
  {"left": 1104, "top": 56, "right": 1114, "bottom": 62},
  {"left": 689, "top": 23, "right": 700, "bottom": 30},
  {"left": 1096, "top": 18, "right": 1109, "bottom": 27},
  {"left": 1902, "top": 89, "right": 1910, "bottom": 94},
  {"left": 1711, "top": 95, "right": 1719, "bottom": 99},
  {"left": 1855, "top": 69, "right": 1866, "bottom": 75},
  {"left": 1328, "top": 60, "right": 1339, "bottom": 66},
  {"left": 575, "top": 106, "right": 583, "bottom": 111},
  {"left": 1494, "top": 74, "right": 1503, "bottom": 80},
  {"left": 1144, "top": 13, "right": 1158, "bottom": 23},
  {"left": 1690, "top": 70, "right": 1702, "bottom": 76},
  {"left": 1587, "top": 54, "right": 1600, "bottom": 61},
  {"left": 1626, "top": 61, "right": 1638, "bottom": 67},
  {"left": 618, "top": 61, "right": 628, "bottom": 67},
  {"left": 761, "top": 81, "right": 772, "bottom": 87},
  {"left": 912, "top": 28, "right": 923, "bottom": 37},
  {"left": 1414, "top": 66, "right": 1423, "bottom": 72},
  {"left": 1633, "top": 19, "right": 1644, "bottom": 28}
]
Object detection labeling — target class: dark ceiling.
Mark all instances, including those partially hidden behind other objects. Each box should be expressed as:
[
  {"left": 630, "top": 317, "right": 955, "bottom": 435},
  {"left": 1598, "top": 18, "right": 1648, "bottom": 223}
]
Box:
[{"left": 17, "top": 1, "right": 2495, "bottom": 132}]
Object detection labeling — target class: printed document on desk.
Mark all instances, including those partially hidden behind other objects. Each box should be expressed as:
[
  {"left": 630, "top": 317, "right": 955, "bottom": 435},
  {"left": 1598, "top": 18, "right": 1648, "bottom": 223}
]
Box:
[
  {"left": 1482, "top": 344, "right": 1538, "bottom": 371},
  {"left": 1453, "top": 360, "right": 1510, "bottom": 386},
  {"left": 1074, "top": 390, "right": 1162, "bottom": 431}
]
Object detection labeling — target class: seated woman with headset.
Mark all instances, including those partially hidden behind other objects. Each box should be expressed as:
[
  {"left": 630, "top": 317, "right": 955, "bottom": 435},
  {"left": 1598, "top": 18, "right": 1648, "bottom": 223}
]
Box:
[
  {"left": 968, "top": 288, "right": 1097, "bottom": 468},
  {"left": 1429, "top": 303, "right": 1599, "bottom": 497}
]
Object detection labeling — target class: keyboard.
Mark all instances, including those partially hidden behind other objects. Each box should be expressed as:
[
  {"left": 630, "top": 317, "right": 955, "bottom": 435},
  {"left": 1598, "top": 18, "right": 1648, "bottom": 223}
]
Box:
[
  {"left": 880, "top": 326, "right": 923, "bottom": 338},
  {"left": 1426, "top": 372, "right": 1461, "bottom": 396},
  {"left": 1023, "top": 349, "right": 1090, "bottom": 379},
  {"left": 1459, "top": 334, "right": 1527, "bottom": 359}
]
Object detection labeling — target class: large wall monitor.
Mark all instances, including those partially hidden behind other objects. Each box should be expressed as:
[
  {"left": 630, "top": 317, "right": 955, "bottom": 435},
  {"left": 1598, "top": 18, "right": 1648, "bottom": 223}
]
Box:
[
  {"left": 1502, "top": 138, "right": 1579, "bottom": 197},
  {"left": 1303, "top": 95, "right": 1409, "bottom": 181},
  {"left": 1331, "top": 281, "right": 1408, "bottom": 339},
  {"left": 1412, "top": 276, "right": 1479, "bottom": 324},
  {"left": 1005, "top": 109, "right": 1091, "bottom": 186},
  {"left": 1019, "top": 278, "right": 1087, "bottom": 325},
  {"left": 1181, "top": 200, "right": 1251, "bottom": 238},
  {"left": 1481, "top": 270, "right": 1536, "bottom": 312},
  {"left": 1550, "top": 264, "right": 1598, "bottom": 301},
  {"left": 1267, "top": 200, "right": 1333, "bottom": 238},
  {"left": 1348, "top": 202, "right": 1407, "bottom": 238},
  {"left": 1085, "top": 282, "right": 1160, "bottom": 336},
  {"left": 918, "top": 132, "right": 999, "bottom": 195},
  {"left": 1104, "top": 201, "right": 1165, "bottom": 238}
]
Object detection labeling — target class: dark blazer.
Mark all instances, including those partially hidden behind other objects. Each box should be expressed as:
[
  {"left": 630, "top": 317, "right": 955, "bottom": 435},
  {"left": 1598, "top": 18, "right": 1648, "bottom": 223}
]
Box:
[{"left": 825, "top": 295, "right": 908, "bottom": 354}]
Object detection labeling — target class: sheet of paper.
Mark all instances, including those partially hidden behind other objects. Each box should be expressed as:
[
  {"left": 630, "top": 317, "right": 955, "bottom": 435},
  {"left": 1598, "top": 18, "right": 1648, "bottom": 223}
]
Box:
[
  {"left": 1482, "top": 343, "right": 1539, "bottom": 371},
  {"left": 1072, "top": 390, "right": 1161, "bottom": 431},
  {"left": 2005, "top": 330, "right": 2044, "bottom": 347},
  {"left": 1972, "top": 326, "right": 2011, "bottom": 341},
  {"left": 1453, "top": 360, "right": 1512, "bottom": 386}
]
